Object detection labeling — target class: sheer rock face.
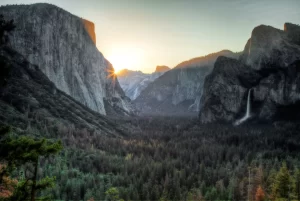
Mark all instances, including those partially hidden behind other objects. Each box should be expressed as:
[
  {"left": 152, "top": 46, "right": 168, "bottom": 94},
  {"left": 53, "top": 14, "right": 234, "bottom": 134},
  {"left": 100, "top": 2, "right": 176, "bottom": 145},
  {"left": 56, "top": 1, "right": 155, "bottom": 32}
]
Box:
[
  {"left": 0, "top": 3, "right": 133, "bottom": 115},
  {"left": 199, "top": 57, "right": 261, "bottom": 123},
  {"left": 253, "top": 61, "right": 300, "bottom": 120},
  {"left": 200, "top": 23, "right": 300, "bottom": 123},
  {"left": 134, "top": 66, "right": 212, "bottom": 116}
]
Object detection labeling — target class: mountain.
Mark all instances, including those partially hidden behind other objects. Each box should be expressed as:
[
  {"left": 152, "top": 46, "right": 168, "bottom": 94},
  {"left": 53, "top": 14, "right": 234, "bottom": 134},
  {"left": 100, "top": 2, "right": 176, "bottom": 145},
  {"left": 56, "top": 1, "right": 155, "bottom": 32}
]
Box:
[
  {"left": 0, "top": 46, "right": 129, "bottom": 136},
  {"left": 117, "top": 66, "right": 170, "bottom": 100},
  {"left": 155, "top": 65, "right": 170, "bottom": 73},
  {"left": 200, "top": 23, "right": 300, "bottom": 123},
  {"left": 134, "top": 50, "right": 241, "bottom": 116},
  {"left": 0, "top": 3, "right": 133, "bottom": 116}
]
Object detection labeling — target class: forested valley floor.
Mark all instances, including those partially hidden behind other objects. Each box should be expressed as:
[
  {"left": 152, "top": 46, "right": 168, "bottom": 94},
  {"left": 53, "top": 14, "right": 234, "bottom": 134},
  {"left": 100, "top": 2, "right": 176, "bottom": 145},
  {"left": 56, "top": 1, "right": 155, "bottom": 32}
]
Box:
[{"left": 24, "top": 117, "right": 300, "bottom": 201}]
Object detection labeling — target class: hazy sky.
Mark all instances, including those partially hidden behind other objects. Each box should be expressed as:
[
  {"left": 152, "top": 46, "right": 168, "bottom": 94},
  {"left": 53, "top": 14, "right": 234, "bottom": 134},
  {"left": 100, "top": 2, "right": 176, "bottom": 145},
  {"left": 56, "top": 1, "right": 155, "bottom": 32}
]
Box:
[{"left": 1, "top": 0, "right": 299, "bottom": 73}]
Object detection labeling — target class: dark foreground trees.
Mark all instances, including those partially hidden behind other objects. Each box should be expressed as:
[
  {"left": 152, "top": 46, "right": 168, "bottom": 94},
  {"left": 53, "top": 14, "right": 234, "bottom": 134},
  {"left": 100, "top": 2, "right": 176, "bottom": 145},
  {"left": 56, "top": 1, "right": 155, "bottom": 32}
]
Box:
[
  {"left": 0, "top": 126, "right": 62, "bottom": 201},
  {"left": 33, "top": 117, "right": 300, "bottom": 201}
]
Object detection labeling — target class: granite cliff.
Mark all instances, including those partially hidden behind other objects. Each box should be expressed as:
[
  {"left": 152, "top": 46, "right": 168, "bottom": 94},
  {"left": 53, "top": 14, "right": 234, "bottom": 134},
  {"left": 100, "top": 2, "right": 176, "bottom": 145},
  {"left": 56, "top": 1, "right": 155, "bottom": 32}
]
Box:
[
  {"left": 200, "top": 23, "right": 300, "bottom": 123},
  {"left": 0, "top": 3, "right": 133, "bottom": 115}
]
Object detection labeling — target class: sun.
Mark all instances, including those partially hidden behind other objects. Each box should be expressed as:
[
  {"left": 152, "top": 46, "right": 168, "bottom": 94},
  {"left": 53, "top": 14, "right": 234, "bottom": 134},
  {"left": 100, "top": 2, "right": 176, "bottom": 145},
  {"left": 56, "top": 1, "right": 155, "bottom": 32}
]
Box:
[{"left": 106, "top": 46, "right": 144, "bottom": 73}]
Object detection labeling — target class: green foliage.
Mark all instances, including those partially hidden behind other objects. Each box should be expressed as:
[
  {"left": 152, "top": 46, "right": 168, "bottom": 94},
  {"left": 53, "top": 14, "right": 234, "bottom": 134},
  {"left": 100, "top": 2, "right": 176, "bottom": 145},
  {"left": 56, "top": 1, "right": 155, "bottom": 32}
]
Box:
[
  {"left": 0, "top": 125, "right": 62, "bottom": 201},
  {"left": 3, "top": 117, "right": 300, "bottom": 201},
  {"left": 106, "top": 187, "right": 121, "bottom": 201},
  {"left": 294, "top": 168, "right": 300, "bottom": 200},
  {"left": 186, "top": 188, "right": 203, "bottom": 201},
  {"left": 272, "top": 162, "right": 292, "bottom": 199}
]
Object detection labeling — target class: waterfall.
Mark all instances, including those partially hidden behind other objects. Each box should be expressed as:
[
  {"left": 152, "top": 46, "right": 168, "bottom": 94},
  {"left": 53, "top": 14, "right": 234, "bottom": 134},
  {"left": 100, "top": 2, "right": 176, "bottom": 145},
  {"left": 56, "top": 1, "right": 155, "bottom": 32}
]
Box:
[
  {"left": 245, "top": 88, "right": 252, "bottom": 118},
  {"left": 234, "top": 88, "right": 252, "bottom": 126}
]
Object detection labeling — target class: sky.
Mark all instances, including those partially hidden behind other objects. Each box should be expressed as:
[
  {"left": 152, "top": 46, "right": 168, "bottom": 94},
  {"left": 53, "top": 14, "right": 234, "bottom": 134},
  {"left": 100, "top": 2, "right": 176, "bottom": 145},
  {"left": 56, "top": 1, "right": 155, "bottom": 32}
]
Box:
[{"left": 1, "top": 0, "right": 299, "bottom": 73}]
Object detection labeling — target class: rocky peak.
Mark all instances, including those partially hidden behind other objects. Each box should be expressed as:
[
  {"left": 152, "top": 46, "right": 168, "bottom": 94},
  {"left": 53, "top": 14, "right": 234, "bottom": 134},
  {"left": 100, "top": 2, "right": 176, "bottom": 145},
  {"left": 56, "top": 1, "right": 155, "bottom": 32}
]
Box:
[
  {"left": 117, "top": 69, "right": 144, "bottom": 77},
  {"left": 241, "top": 23, "right": 300, "bottom": 70},
  {"left": 155, "top": 65, "right": 170, "bottom": 73},
  {"left": 284, "top": 22, "right": 300, "bottom": 45}
]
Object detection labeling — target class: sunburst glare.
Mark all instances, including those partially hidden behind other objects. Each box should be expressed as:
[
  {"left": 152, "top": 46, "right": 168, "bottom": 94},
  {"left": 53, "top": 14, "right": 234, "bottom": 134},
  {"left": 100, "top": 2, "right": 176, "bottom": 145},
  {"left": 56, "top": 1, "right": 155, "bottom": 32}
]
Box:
[{"left": 106, "top": 46, "right": 145, "bottom": 73}]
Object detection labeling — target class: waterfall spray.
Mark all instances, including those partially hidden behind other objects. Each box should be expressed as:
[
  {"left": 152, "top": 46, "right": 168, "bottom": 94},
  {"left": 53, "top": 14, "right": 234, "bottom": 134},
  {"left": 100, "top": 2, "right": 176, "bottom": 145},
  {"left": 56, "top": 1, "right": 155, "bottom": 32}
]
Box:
[{"left": 234, "top": 88, "right": 253, "bottom": 126}]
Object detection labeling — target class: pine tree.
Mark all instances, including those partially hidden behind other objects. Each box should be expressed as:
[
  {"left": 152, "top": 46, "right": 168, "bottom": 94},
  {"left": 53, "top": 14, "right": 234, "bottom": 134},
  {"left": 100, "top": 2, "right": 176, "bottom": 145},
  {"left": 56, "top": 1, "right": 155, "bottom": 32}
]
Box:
[
  {"left": 266, "top": 168, "right": 276, "bottom": 198},
  {"left": 272, "top": 162, "right": 291, "bottom": 199},
  {"left": 105, "top": 187, "right": 121, "bottom": 201},
  {"left": 294, "top": 168, "right": 300, "bottom": 201}
]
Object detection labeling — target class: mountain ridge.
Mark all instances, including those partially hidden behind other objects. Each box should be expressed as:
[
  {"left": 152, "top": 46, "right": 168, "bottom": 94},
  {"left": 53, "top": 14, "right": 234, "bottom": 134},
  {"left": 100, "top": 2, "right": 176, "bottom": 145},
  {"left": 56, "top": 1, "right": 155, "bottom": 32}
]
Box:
[{"left": 134, "top": 50, "right": 241, "bottom": 116}]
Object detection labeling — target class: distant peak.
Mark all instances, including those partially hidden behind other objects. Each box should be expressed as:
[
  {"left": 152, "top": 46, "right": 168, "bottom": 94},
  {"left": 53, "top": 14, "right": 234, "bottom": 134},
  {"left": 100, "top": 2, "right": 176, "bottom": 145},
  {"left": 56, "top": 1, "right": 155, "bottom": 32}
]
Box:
[
  {"left": 155, "top": 65, "right": 170, "bottom": 73},
  {"left": 251, "top": 24, "right": 282, "bottom": 37},
  {"left": 174, "top": 49, "right": 239, "bottom": 69},
  {"left": 284, "top": 22, "right": 299, "bottom": 31},
  {"left": 116, "top": 69, "right": 144, "bottom": 77},
  {"left": 219, "top": 49, "right": 233, "bottom": 53},
  {"left": 116, "top": 69, "right": 130, "bottom": 76}
]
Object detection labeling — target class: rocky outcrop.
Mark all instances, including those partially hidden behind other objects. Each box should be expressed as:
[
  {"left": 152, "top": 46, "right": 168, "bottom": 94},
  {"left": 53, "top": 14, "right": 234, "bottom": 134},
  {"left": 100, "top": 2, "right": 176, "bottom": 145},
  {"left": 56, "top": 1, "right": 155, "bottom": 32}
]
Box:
[
  {"left": 0, "top": 3, "right": 133, "bottom": 115},
  {"left": 117, "top": 67, "right": 169, "bottom": 100},
  {"left": 200, "top": 23, "right": 300, "bottom": 123},
  {"left": 134, "top": 50, "right": 241, "bottom": 116},
  {"left": 240, "top": 23, "right": 300, "bottom": 70}
]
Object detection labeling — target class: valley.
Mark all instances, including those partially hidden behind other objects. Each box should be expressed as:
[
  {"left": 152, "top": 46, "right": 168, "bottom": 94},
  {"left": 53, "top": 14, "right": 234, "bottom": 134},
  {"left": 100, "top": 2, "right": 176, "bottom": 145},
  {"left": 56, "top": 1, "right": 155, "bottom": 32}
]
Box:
[
  {"left": 0, "top": 2, "right": 300, "bottom": 201},
  {"left": 20, "top": 117, "right": 300, "bottom": 200}
]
